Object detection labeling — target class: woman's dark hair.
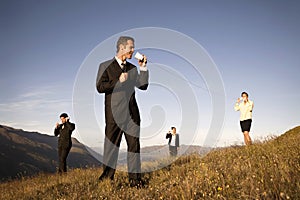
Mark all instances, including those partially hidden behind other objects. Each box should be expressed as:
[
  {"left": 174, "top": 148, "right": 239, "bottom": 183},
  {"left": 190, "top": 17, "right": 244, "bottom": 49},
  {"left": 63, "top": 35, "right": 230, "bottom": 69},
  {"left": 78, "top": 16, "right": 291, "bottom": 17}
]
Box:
[
  {"left": 171, "top": 127, "right": 176, "bottom": 130},
  {"left": 241, "top": 92, "right": 248, "bottom": 97}
]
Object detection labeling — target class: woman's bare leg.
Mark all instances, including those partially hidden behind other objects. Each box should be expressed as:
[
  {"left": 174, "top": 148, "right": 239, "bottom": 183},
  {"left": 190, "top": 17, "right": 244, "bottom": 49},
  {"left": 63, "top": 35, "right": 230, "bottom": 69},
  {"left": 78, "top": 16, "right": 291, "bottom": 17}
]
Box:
[{"left": 243, "top": 131, "right": 252, "bottom": 145}]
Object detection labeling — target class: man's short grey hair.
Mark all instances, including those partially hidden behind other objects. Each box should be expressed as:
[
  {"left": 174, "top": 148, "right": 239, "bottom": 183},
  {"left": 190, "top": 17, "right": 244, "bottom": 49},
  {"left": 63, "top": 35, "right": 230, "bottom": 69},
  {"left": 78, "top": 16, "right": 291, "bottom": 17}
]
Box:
[{"left": 116, "top": 36, "right": 134, "bottom": 53}]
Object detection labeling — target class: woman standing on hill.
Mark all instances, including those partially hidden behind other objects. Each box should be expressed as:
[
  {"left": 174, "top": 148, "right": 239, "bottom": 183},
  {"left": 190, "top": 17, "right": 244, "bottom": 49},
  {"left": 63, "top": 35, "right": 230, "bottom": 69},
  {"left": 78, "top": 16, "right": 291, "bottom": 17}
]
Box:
[{"left": 234, "top": 92, "right": 254, "bottom": 146}]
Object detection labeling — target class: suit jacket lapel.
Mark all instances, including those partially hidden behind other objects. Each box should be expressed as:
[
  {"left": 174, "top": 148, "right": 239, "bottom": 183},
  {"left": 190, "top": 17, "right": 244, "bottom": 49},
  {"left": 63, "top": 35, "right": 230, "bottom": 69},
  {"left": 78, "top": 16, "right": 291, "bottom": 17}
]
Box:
[{"left": 110, "top": 58, "right": 123, "bottom": 76}]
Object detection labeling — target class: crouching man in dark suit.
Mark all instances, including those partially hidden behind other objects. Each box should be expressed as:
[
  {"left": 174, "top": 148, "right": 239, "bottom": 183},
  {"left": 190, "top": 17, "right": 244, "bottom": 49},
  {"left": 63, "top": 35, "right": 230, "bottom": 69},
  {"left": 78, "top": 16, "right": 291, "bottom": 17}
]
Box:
[
  {"left": 54, "top": 113, "right": 75, "bottom": 173},
  {"left": 96, "top": 36, "right": 149, "bottom": 187}
]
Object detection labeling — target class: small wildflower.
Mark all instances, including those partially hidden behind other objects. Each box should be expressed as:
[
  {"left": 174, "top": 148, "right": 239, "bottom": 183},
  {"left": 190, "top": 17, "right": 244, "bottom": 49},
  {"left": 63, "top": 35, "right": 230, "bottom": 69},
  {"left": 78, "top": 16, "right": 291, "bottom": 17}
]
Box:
[{"left": 262, "top": 191, "right": 267, "bottom": 196}]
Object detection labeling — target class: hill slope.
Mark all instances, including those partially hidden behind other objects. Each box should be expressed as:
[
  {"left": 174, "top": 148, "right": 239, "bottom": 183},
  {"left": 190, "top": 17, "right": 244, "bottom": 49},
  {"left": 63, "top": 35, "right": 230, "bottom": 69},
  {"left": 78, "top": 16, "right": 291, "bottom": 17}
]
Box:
[
  {"left": 0, "top": 126, "right": 299, "bottom": 199},
  {"left": 0, "top": 125, "right": 101, "bottom": 181}
]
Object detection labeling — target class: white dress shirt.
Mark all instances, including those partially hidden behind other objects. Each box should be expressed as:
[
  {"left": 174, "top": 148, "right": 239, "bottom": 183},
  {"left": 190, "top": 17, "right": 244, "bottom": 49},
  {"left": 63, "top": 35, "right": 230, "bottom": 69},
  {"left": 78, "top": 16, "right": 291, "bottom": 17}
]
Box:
[{"left": 170, "top": 134, "right": 176, "bottom": 146}]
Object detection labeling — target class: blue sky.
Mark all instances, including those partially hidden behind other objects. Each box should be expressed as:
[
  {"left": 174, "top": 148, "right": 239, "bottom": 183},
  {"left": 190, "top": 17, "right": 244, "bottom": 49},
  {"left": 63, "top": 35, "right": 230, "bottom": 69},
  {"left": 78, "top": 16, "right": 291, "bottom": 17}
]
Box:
[{"left": 1, "top": 0, "right": 300, "bottom": 148}]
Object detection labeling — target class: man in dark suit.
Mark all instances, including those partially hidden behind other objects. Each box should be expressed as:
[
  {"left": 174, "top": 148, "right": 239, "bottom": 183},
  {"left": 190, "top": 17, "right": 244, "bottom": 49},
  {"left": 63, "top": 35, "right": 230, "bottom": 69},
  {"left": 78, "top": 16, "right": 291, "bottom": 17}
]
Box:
[
  {"left": 54, "top": 113, "right": 75, "bottom": 173},
  {"left": 96, "top": 36, "right": 149, "bottom": 187},
  {"left": 166, "top": 127, "right": 180, "bottom": 156}
]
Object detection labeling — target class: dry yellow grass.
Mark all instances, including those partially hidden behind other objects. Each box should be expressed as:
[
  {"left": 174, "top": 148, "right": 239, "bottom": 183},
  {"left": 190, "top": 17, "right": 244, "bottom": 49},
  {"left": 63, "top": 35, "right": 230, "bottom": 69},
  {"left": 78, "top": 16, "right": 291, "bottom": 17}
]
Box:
[{"left": 1, "top": 126, "right": 299, "bottom": 199}]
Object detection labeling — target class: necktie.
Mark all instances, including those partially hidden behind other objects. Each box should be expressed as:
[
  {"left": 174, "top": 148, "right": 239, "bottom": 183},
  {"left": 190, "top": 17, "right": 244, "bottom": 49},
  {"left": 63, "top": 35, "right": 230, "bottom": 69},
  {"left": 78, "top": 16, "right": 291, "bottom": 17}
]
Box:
[{"left": 121, "top": 63, "right": 126, "bottom": 72}]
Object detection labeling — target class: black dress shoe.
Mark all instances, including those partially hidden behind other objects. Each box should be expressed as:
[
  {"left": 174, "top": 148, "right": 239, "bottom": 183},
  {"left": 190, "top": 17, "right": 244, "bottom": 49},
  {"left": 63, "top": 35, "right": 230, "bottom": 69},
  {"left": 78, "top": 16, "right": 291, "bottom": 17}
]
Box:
[
  {"left": 129, "top": 179, "right": 146, "bottom": 189},
  {"left": 98, "top": 175, "right": 105, "bottom": 181},
  {"left": 98, "top": 174, "right": 113, "bottom": 182}
]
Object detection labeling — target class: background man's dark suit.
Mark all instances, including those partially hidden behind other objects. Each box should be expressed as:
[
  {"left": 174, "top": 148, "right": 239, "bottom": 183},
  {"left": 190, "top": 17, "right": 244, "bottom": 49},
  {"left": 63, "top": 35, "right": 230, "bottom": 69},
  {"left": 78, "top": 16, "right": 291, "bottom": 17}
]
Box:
[
  {"left": 166, "top": 133, "right": 180, "bottom": 156},
  {"left": 54, "top": 120, "right": 75, "bottom": 173},
  {"left": 96, "top": 58, "right": 149, "bottom": 182}
]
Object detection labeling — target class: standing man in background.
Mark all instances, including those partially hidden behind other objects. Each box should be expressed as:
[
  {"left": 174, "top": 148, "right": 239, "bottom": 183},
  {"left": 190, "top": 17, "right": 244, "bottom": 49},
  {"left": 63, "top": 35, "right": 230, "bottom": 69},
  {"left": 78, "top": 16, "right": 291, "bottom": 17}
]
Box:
[
  {"left": 234, "top": 92, "right": 254, "bottom": 145},
  {"left": 96, "top": 36, "right": 149, "bottom": 187},
  {"left": 54, "top": 113, "right": 75, "bottom": 173},
  {"left": 166, "top": 127, "right": 180, "bottom": 156}
]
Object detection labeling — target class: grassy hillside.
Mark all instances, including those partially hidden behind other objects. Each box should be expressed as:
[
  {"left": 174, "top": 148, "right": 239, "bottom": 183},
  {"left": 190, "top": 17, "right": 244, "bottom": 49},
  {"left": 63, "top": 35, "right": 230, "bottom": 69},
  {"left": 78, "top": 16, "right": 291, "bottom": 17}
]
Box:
[
  {"left": 0, "top": 125, "right": 101, "bottom": 181},
  {"left": 0, "top": 126, "right": 299, "bottom": 199}
]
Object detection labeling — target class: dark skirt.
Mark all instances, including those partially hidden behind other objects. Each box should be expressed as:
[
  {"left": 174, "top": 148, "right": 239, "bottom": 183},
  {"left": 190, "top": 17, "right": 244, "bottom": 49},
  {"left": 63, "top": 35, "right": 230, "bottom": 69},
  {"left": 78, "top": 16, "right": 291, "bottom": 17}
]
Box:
[{"left": 240, "top": 119, "right": 252, "bottom": 132}]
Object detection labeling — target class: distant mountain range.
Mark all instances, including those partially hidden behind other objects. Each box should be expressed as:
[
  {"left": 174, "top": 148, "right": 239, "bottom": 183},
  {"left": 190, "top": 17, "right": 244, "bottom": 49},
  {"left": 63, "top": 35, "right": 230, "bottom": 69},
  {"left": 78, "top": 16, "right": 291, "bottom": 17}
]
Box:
[
  {"left": 0, "top": 124, "right": 101, "bottom": 182},
  {"left": 0, "top": 124, "right": 211, "bottom": 182},
  {"left": 90, "top": 144, "right": 211, "bottom": 165}
]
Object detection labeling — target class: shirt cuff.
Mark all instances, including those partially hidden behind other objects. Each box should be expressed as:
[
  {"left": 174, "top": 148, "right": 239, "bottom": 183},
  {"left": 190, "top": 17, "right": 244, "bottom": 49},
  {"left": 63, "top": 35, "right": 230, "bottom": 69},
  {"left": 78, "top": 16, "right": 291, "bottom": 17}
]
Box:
[{"left": 140, "top": 66, "right": 148, "bottom": 71}]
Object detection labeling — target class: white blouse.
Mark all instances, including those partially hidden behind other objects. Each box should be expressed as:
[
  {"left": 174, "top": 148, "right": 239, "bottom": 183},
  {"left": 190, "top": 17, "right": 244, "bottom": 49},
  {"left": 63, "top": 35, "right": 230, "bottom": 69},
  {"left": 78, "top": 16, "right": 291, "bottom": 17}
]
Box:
[{"left": 234, "top": 100, "right": 254, "bottom": 121}]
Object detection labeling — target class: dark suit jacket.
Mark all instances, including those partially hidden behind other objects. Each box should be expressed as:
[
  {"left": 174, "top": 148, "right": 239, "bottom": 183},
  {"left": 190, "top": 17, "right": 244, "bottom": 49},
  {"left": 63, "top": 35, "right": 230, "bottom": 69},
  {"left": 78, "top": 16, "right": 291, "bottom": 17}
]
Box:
[
  {"left": 54, "top": 121, "right": 75, "bottom": 147},
  {"left": 166, "top": 133, "right": 180, "bottom": 147},
  {"left": 96, "top": 58, "right": 149, "bottom": 125}
]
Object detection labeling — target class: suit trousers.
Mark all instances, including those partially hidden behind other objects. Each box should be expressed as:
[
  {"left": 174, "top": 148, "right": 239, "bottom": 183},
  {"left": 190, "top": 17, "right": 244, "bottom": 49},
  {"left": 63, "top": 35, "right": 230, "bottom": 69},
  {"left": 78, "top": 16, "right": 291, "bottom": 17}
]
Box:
[
  {"left": 169, "top": 145, "right": 178, "bottom": 157},
  {"left": 58, "top": 143, "right": 71, "bottom": 173},
  {"left": 101, "top": 119, "right": 141, "bottom": 181}
]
